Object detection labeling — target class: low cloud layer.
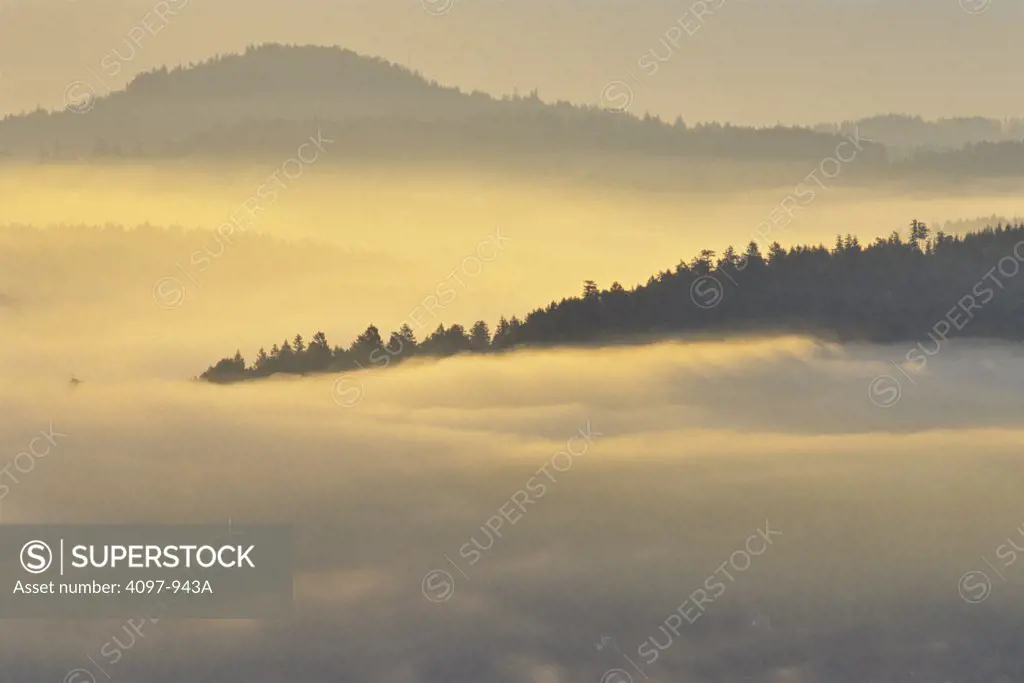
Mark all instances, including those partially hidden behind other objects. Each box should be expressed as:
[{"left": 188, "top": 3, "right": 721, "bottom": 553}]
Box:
[
  {"left": 2, "top": 332, "right": 1024, "bottom": 682},
  {"left": 4, "top": 199, "right": 1024, "bottom": 681}
]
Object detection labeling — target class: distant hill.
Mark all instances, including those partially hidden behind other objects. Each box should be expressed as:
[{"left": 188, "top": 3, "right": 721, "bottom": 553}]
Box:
[
  {"left": 0, "top": 43, "right": 877, "bottom": 167},
  {"left": 814, "top": 114, "right": 1024, "bottom": 155},
  {"left": 6, "top": 44, "right": 1024, "bottom": 186}
]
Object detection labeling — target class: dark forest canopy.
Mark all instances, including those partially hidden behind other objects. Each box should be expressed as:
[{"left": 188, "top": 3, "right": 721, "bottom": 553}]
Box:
[{"left": 200, "top": 220, "right": 1024, "bottom": 383}]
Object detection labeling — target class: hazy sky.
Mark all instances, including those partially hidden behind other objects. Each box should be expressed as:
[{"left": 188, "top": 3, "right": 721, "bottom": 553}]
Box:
[{"left": 1, "top": 0, "right": 1022, "bottom": 124}]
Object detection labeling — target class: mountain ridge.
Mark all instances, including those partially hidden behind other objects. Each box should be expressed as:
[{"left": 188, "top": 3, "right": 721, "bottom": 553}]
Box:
[
  {"left": 4, "top": 43, "right": 1024, "bottom": 185},
  {"left": 0, "top": 43, "right": 871, "bottom": 165}
]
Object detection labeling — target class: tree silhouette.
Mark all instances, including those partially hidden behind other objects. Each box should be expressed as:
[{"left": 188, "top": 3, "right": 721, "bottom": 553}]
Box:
[
  {"left": 470, "top": 320, "right": 491, "bottom": 351},
  {"left": 200, "top": 220, "right": 1024, "bottom": 383}
]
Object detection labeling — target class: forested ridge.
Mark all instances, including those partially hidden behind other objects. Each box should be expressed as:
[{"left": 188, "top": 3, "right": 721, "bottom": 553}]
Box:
[
  {"left": 0, "top": 44, "right": 860, "bottom": 164},
  {"left": 200, "top": 220, "right": 1024, "bottom": 382},
  {"left": 9, "top": 44, "right": 1024, "bottom": 186}
]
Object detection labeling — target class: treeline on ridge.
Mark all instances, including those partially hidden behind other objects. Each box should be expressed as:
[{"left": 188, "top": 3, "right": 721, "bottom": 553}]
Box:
[{"left": 201, "top": 220, "right": 1024, "bottom": 382}]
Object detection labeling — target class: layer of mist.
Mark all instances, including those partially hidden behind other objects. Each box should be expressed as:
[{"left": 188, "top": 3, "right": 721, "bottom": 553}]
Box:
[
  {"left": 3, "top": 332, "right": 1024, "bottom": 682},
  {"left": 5, "top": 28, "right": 1024, "bottom": 683}
]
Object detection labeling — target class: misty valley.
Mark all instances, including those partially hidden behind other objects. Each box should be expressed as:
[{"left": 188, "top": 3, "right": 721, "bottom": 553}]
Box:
[{"left": 3, "top": 22, "right": 1024, "bottom": 683}]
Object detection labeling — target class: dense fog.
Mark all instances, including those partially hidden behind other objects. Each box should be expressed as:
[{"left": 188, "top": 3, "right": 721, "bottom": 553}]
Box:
[
  {"left": 4, "top": 329, "right": 1024, "bottom": 682},
  {"left": 4, "top": 8, "right": 1024, "bottom": 678},
  {"left": 4, "top": 189, "right": 1024, "bottom": 679}
]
